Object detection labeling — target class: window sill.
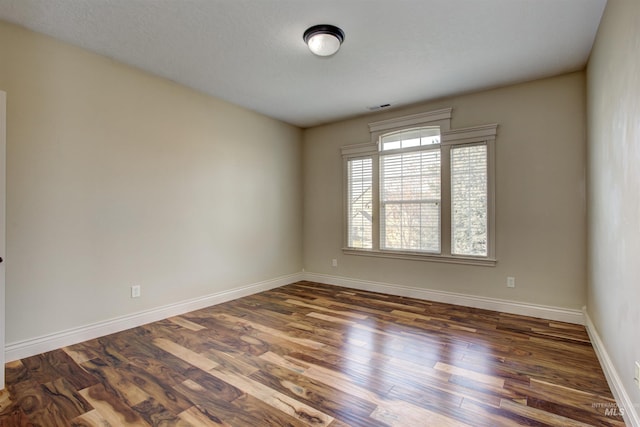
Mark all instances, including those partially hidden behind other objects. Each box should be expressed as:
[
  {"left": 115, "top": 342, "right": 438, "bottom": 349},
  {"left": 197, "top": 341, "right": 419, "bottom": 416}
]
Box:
[{"left": 342, "top": 248, "right": 497, "bottom": 267}]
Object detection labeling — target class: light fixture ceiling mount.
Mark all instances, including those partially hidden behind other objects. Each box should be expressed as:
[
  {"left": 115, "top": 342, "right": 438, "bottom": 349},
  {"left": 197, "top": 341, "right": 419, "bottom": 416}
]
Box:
[{"left": 303, "top": 24, "right": 345, "bottom": 57}]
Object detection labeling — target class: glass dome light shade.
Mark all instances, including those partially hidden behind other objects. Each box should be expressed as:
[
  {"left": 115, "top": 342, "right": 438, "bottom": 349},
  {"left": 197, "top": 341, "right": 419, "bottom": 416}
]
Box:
[{"left": 303, "top": 25, "right": 345, "bottom": 57}]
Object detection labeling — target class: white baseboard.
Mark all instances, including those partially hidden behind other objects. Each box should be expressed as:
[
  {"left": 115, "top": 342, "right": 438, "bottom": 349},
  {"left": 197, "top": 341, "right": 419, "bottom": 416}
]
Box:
[
  {"left": 5, "top": 272, "right": 305, "bottom": 362},
  {"left": 583, "top": 308, "right": 640, "bottom": 427},
  {"left": 302, "top": 272, "right": 585, "bottom": 325}
]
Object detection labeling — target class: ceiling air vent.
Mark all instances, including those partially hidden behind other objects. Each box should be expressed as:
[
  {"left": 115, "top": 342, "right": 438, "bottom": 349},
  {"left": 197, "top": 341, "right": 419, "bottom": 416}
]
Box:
[{"left": 367, "top": 103, "right": 392, "bottom": 111}]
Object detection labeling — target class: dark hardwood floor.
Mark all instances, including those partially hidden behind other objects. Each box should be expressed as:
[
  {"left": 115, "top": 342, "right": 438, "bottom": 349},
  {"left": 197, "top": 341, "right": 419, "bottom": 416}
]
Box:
[{"left": 0, "top": 281, "right": 625, "bottom": 426}]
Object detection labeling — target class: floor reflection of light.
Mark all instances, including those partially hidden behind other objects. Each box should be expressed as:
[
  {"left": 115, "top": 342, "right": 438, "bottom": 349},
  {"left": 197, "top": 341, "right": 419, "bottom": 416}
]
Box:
[
  {"left": 342, "top": 314, "right": 503, "bottom": 420},
  {"left": 344, "top": 317, "right": 418, "bottom": 394}
]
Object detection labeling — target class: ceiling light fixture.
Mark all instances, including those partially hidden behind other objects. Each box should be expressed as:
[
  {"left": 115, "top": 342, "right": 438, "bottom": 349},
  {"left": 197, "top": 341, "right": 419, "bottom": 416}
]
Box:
[{"left": 303, "top": 24, "right": 345, "bottom": 57}]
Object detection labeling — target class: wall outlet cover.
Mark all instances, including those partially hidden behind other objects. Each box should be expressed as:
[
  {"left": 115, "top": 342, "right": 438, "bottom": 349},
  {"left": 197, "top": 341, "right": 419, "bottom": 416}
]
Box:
[{"left": 131, "top": 285, "right": 141, "bottom": 298}]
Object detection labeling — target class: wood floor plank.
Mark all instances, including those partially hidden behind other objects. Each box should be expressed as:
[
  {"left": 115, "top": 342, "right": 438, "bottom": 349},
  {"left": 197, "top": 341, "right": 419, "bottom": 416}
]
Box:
[
  {"left": 132, "top": 397, "right": 192, "bottom": 426},
  {"left": 1, "top": 281, "right": 624, "bottom": 426},
  {"left": 152, "top": 338, "right": 220, "bottom": 372},
  {"left": 178, "top": 405, "right": 232, "bottom": 427},
  {"left": 168, "top": 316, "right": 207, "bottom": 332},
  {"left": 40, "top": 377, "right": 93, "bottom": 421},
  {"left": 20, "top": 350, "right": 98, "bottom": 390},
  {"left": 7, "top": 379, "right": 74, "bottom": 426},
  {"left": 434, "top": 362, "right": 506, "bottom": 388},
  {"left": 81, "top": 359, "right": 150, "bottom": 407},
  {"left": 285, "top": 298, "right": 369, "bottom": 319},
  {"left": 63, "top": 345, "right": 102, "bottom": 366},
  {"left": 78, "top": 384, "right": 149, "bottom": 426},
  {"left": 70, "top": 408, "right": 112, "bottom": 427}
]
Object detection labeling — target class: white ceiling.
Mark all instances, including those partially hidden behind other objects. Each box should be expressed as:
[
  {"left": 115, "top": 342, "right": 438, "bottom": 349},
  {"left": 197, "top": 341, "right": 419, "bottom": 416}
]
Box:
[{"left": 0, "top": 0, "right": 606, "bottom": 128}]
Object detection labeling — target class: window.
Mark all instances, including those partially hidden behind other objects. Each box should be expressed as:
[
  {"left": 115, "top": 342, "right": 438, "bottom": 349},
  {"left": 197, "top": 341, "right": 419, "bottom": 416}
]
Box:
[
  {"left": 347, "top": 157, "right": 373, "bottom": 249},
  {"left": 380, "top": 129, "right": 441, "bottom": 253},
  {"left": 451, "top": 144, "right": 488, "bottom": 256},
  {"left": 342, "top": 108, "right": 497, "bottom": 265}
]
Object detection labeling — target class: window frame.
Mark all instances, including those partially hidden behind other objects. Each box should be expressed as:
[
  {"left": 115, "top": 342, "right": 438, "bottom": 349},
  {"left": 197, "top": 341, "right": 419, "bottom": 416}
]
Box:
[{"left": 342, "top": 108, "right": 497, "bottom": 266}]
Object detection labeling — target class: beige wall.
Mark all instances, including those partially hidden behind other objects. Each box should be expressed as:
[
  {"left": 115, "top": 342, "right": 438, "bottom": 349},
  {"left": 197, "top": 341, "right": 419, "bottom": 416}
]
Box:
[
  {"left": 587, "top": 0, "right": 640, "bottom": 412},
  {"left": 0, "top": 21, "right": 302, "bottom": 344},
  {"left": 303, "top": 72, "right": 587, "bottom": 309}
]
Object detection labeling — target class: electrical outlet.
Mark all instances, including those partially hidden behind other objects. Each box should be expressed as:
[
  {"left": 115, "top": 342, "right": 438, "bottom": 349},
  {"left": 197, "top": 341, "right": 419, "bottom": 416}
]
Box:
[
  {"left": 635, "top": 361, "right": 640, "bottom": 389},
  {"left": 131, "top": 285, "right": 141, "bottom": 298},
  {"left": 332, "top": 259, "right": 338, "bottom": 268},
  {"left": 507, "top": 277, "right": 516, "bottom": 288}
]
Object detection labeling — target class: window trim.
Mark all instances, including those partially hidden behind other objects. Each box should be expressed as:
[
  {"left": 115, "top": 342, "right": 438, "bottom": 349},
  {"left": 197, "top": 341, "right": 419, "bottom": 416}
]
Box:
[{"left": 342, "top": 109, "right": 497, "bottom": 266}]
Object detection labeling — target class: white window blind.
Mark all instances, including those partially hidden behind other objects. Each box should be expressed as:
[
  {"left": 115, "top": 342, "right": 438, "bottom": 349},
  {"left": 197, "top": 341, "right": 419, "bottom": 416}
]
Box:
[
  {"left": 451, "top": 144, "right": 488, "bottom": 256},
  {"left": 347, "top": 158, "right": 373, "bottom": 249},
  {"left": 380, "top": 147, "right": 441, "bottom": 252}
]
